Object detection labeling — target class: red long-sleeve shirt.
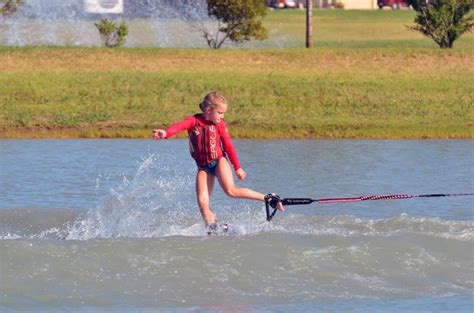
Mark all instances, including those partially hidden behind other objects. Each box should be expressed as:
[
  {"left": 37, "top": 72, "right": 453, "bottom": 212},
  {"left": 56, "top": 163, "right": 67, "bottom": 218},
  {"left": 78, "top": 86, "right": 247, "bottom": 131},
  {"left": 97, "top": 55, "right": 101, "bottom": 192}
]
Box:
[{"left": 164, "top": 114, "right": 241, "bottom": 171}]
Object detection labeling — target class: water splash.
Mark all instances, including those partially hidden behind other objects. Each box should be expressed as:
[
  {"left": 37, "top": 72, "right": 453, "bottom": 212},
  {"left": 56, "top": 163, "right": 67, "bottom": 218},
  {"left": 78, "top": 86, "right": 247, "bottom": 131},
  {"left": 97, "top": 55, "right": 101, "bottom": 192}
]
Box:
[
  {"left": 66, "top": 153, "right": 200, "bottom": 239},
  {"left": 0, "top": 0, "right": 209, "bottom": 47},
  {"left": 2, "top": 152, "right": 473, "bottom": 240},
  {"left": 0, "top": 0, "right": 288, "bottom": 48},
  {"left": 0, "top": 152, "right": 282, "bottom": 240},
  {"left": 1, "top": 0, "right": 94, "bottom": 46}
]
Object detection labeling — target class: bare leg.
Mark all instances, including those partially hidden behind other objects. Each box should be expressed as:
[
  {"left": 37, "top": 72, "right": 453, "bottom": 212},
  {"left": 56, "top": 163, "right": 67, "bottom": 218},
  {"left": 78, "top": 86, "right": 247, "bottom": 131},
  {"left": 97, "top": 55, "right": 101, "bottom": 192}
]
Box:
[
  {"left": 196, "top": 169, "right": 216, "bottom": 225},
  {"left": 215, "top": 158, "right": 285, "bottom": 212},
  {"left": 215, "top": 158, "right": 265, "bottom": 201}
]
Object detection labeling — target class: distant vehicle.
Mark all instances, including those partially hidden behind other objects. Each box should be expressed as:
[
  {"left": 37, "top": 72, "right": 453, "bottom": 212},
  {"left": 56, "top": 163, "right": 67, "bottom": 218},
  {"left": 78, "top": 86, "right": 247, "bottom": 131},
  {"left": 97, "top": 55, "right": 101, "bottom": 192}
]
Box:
[
  {"left": 269, "top": 0, "right": 297, "bottom": 8},
  {"left": 377, "top": 0, "right": 409, "bottom": 9}
]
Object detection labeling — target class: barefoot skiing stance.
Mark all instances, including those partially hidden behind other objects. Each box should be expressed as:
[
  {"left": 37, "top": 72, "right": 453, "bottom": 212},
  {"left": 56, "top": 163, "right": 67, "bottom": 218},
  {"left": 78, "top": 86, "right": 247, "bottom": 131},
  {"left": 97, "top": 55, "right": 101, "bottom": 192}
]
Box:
[{"left": 154, "top": 92, "right": 284, "bottom": 234}]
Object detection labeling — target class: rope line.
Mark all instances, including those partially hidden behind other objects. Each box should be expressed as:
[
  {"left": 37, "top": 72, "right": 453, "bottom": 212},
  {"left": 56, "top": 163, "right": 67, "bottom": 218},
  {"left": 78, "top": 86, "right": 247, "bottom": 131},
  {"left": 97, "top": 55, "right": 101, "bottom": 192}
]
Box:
[{"left": 315, "top": 193, "right": 474, "bottom": 204}]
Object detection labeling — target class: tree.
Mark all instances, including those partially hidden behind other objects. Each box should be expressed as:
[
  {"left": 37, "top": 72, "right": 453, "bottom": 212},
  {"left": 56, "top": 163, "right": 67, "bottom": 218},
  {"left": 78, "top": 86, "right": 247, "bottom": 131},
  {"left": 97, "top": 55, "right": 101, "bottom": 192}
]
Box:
[
  {"left": 408, "top": 0, "right": 474, "bottom": 48},
  {"left": 0, "top": 0, "right": 23, "bottom": 17},
  {"left": 198, "top": 0, "right": 268, "bottom": 49},
  {"left": 94, "top": 18, "right": 128, "bottom": 48}
]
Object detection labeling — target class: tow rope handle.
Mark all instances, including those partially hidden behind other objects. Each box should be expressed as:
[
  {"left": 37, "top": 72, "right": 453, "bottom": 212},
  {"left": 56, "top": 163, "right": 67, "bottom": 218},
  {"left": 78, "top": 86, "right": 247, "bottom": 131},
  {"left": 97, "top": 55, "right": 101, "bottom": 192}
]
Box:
[
  {"left": 266, "top": 198, "right": 316, "bottom": 221},
  {"left": 265, "top": 200, "right": 278, "bottom": 222},
  {"left": 265, "top": 193, "right": 474, "bottom": 222}
]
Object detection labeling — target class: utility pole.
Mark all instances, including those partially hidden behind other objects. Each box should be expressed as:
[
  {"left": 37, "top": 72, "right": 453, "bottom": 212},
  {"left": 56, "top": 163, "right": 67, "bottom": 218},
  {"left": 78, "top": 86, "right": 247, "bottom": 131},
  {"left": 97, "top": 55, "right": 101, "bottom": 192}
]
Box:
[{"left": 306, "top": 0, "right": 313, "bottom": 48}]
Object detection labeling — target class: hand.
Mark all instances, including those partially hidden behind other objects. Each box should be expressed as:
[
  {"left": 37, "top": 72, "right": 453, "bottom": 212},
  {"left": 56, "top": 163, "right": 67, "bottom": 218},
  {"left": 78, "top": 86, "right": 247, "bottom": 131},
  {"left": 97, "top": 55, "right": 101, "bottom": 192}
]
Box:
[
  {"left": 153, "top": 129, "right": 166, "bottom": 139},
  {"left": 236, "top": 168, "right": 247, "bottom": 180},
  {"left": 265, "top": 193, "right": 285, "bottom": 212},
  {"left": 276, "top": 201, "right": 285, "bottom": 212}
]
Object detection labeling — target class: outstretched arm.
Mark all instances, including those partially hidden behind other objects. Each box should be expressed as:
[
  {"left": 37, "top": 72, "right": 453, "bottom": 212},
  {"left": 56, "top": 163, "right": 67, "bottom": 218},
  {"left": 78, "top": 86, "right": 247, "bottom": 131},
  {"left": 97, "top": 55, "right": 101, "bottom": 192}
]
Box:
[{"left": 153, "top": 115, "right": 196, "bottom": 140}]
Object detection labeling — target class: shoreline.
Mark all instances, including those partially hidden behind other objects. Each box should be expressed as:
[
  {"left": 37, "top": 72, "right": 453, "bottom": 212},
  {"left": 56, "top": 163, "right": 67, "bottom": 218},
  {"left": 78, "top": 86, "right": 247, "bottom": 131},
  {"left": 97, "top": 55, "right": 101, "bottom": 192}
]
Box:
[{"left": 2, "top": 127, "right": 473, "bottom": 139}]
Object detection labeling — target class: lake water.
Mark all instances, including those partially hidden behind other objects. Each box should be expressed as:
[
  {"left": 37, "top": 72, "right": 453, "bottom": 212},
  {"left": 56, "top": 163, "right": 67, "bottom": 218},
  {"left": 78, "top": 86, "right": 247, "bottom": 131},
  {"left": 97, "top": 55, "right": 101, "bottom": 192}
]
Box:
[{"left": 1, "top": 139, "right": 473, "bottom": 312}]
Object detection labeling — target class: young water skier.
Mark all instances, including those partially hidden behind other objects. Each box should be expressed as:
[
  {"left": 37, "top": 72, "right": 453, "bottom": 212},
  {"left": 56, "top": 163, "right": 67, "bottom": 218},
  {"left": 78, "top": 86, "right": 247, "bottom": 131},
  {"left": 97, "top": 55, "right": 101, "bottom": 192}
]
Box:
[{"left": 153, "top": 92, "right": 284, "bottom": 234}]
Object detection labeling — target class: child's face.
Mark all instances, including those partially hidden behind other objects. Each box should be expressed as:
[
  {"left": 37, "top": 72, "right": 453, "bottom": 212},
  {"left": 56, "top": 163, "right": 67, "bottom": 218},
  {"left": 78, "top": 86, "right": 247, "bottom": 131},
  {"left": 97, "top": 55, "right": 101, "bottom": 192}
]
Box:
[{"left": 205, "top": 103, "right": 227, "bottom": 124}]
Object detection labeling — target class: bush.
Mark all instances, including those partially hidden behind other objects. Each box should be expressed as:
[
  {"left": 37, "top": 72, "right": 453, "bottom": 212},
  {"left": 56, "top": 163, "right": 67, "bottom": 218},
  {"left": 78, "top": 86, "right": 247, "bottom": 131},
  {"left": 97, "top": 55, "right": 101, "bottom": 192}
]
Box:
[
  {"left": 94, "top": 18, "right": 129, "bottom": 48},
  {"left": 408, "top": 0, "right": 474, "bottom": 48}
]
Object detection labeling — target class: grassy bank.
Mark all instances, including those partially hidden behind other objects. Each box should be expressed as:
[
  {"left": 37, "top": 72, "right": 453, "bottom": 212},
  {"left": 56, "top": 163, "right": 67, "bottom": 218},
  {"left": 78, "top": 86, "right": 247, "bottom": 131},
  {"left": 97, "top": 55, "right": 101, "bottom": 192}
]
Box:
[
  {"left": 1, "top": 47, "right": 473, "bottom": 138},
  {"left": 0, "top": 11, "right": 473, "bottom": 138}
]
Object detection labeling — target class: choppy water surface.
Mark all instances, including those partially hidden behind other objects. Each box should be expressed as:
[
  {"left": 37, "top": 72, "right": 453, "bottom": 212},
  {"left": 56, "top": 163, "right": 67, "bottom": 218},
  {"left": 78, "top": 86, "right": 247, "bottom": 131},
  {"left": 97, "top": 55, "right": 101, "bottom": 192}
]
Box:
[{"left": 1, "top": 139, "right": 473, "bottom": 312}]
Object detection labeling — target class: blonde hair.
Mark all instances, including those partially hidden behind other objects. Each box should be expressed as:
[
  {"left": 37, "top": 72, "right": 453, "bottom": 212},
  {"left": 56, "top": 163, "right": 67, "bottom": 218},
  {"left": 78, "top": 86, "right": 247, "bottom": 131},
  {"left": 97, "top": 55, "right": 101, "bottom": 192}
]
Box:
[{"left": 199, "top": 92, "right": 227, "bottom": 112}]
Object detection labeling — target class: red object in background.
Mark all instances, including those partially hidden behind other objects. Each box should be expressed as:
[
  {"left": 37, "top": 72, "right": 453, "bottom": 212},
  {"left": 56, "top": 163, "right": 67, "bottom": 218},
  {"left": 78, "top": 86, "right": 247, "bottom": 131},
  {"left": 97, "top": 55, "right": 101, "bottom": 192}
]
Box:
[
  {"left": 377, "top": 0, "right": 409, "bottom": 9},
  {"left": 269, "top": 0, "right": 297, "bottom": 8}
]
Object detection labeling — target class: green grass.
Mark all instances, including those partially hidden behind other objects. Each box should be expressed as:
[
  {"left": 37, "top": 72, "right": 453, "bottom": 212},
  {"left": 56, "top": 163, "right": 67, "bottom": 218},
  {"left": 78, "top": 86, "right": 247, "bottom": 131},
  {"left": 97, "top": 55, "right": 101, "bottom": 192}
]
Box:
[
  {"left": 0, "top": 10, "right": 473, "bottom": 138},
  {"left": 262, "top": 10, "right": 474, "bottom": 49}
]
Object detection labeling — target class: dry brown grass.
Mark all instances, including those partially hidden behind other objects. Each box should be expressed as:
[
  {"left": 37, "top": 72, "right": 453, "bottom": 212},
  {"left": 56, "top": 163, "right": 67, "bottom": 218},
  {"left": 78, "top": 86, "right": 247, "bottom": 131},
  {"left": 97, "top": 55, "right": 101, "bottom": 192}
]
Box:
[{"left": 1, "top": 48, "right": 472, "bottom": 75}]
